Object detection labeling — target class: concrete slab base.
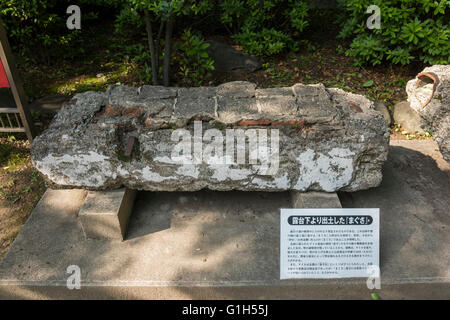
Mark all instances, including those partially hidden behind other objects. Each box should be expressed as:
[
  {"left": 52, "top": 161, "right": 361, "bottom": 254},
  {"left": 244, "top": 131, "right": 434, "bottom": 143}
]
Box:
[
  {"left": 0, "top": 140, "right": 449, "bottom": 299},
  {"left": 2, "top": 282, "right": 448, "bottom": 300},
  {"left": 79, "top": 188, "right": 137, "bottom": 240}
]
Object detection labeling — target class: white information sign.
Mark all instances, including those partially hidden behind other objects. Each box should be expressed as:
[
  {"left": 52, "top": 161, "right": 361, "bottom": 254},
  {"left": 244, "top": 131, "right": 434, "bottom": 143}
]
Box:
[{"left": 280, "top": 208, "right": 379, "bottom": 279}]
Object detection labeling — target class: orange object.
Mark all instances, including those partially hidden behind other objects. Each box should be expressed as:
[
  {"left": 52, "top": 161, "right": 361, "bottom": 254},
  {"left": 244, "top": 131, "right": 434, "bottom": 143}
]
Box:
[{"left": 0, "top": 58, "right": 9, "bottom": 87}]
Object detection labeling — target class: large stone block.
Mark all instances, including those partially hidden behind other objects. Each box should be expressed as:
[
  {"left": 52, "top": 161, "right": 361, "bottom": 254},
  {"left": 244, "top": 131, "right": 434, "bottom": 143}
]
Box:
[
  {"left": 406, "top": 65, "right": 450, "bottom": 162},
  {"left": 30, "top": 82, "right": 389, "bottom": 192}
]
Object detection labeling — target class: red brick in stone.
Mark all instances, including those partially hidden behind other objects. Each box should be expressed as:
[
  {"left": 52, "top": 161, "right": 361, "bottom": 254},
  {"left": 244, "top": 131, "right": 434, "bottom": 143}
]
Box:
[
  {"left": 103, "top": 104, "right": 122, "bottom": 116},
  {"left": 123, "top": 107, "right": 142, "bottom": 117},
  {"left": 271, "top": 120, "right": 305, "bottom": 127},
  {"left": 237, "top": 119, "right": 271, "bottom": 126}
]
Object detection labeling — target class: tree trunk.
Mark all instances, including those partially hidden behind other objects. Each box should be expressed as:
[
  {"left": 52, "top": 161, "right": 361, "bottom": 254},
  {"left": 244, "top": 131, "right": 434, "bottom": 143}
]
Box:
[
  {"left": 163, "top": 19, "right": 173, "bottom": 87},
  {"left": 259, "top": 0, "right": 264, "bottom": 10},
  {"left": 155, "top": 21, "right": 164, "bottom": 79},
  {"left": 145, "top": 10, "right": 159, "bottom": 85}
]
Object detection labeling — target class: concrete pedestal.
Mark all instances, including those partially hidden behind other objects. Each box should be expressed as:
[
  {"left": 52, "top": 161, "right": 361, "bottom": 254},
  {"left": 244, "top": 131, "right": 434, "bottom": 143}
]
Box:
[
  {"left": 291, "top": 191, "right": 341, "bottom": 208},
  {"left": 79, "top": 188, "right": 136, "bottom": 240}
]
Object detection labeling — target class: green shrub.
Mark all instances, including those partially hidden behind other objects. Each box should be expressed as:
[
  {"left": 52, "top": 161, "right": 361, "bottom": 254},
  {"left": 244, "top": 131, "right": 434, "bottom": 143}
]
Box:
[
  {"left": 114, "top": 5, "right": 146, "bottom": 37},
  {"left": 0, "top": 0, "right": 123, "bottom": 64},
  {"left": 116, "top": 0, "right": 214, "bottom": 85},
  {"left": 338, "top": 0, "right": 449, "bottom": 66},
  {"left": 174, "top": 29, "right": 214, "bottom": 86},
  {"left": 233, "top": 26, "right": 295, "bottom": 57},
  {"left": 220, "top": 0, "right": 309, "bottom": 56}
]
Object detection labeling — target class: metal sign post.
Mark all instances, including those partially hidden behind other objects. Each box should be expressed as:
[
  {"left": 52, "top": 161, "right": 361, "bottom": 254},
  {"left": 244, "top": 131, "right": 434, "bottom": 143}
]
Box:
[{"left": 0, "top": 18, "right": 36, "bottom": 141}]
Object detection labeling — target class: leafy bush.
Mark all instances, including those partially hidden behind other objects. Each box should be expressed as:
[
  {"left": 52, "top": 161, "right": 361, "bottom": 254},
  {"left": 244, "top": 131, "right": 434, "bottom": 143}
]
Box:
[
  {"left": 0, "top": 0, "right": 123, "bottom": 64},
  {"left": 117, "top": 0, "right": 213, "bottom": 85},
  {"left": 174, "top": 29, "right": 214, "bottom": 86},
  {"left": 220, "top": 0, "right": 310, "bottom": 56},
  {"left": 114, "top": 5, "right": 146, "bottom": 37},
  {"left": 338, "top": 0, "right": 449, "bottom": 66},
  {"left": 1, "top": 0, "right": 76, "bottom": 63},
  {"left": 233, "top": 26, "right": 296, "bottom": 57}
]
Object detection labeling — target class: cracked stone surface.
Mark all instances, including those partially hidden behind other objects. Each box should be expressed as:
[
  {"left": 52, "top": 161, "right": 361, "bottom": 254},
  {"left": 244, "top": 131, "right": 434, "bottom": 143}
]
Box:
[
  {"left": 406, "top": 65, "right": 450, "bottom": 162},
  {"left": 31, "top": 81, "right": 389, "bottom": 192}
]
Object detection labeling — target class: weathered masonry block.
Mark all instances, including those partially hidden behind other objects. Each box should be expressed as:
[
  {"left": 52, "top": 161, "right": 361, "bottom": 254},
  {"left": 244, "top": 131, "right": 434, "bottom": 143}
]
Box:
[
  {"left": 406, "top": 65, "right": 450, "bottom": 163},
  {"left": 31, "top": 81, "right": 389, "bottom": 192}
]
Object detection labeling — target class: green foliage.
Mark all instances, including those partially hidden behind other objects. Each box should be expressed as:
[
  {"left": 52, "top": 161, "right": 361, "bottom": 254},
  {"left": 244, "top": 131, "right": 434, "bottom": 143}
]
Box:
[
  {"left": 0, "top": 142, "right": 28, "bottom": 171},
  {"left": 345, "top": 34, "right": 387, "bottom": 66},
  {"left": 113, "top": 5, "right": 152, "bottom": 82},
  {"left": 115, "top": 0, "right": 214, "bottom": 85},
  {"left": 0, "top": 0, "right": 123, "bottom": 64},
  {"left": 174, "top": 29, "right": 214, "bottom": 86},
  {"left": 233, "top": 27, "right": 295, "bottom": 56},
  {"left": 1, "top": 0, "right": 74, "bottom": 63},
  {"left": 371, "top": 293, "right": 380, "bottom": 300},
  {"left": 114, "top": 5, "right": 145, "bottom": 37},
  {"left": 127, "top": 0, "right": 212, "bottom": 20},
  {"left": 363, "top": 79, "right": 374, "bottom": 87},
  {"left": 338, "top": 0, "right": 449, "bottom": 66},
  {"left": 220, "top": 0, "right": 309, "bottom": 56},
  {"left": 123, "top": 43, "right": 154, "bottom": 82}
]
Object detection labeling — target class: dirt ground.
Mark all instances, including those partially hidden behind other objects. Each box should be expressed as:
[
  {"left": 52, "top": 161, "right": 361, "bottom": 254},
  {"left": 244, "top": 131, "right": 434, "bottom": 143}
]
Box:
[{"left": 0, "top": 137, "right": 46, "bottom": 259}]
